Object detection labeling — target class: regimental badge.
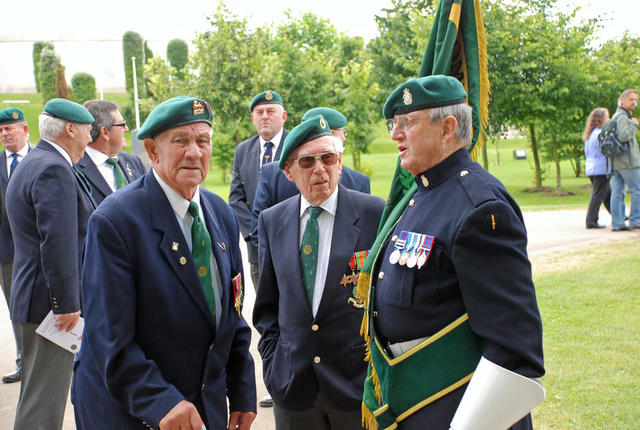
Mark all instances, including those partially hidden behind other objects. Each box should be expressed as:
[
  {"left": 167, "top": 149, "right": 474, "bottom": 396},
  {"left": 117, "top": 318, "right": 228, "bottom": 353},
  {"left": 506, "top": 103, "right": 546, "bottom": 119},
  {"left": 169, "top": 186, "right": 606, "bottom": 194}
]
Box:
[
  {"left": 265, "top": 91, "right": 273, "bottom": 101},
  {"left": 303, "top": 244, "right": 312, "bottom": 255},
  {"left": 192, "top": 100, "right": 205, "bottom": 116},
  {"left": 232, "top": 273, "right": 243, "bottom": 316},
  {"left": 217, "top": 242, "right": 226, "bottom": 252},
  {"left": 12, "top": 112, "right": 19, "bottom": 119},
  {"left": 319, "top": 116, "right": 327, "bottom": 129},
  {"left": 403, "top": 88, "right": 413, "bottom": 105},
  {"left": 126, "top": 163, "right": 133, "bottom": 177},
  {"left": 171, "top": 242, "right": 179, "bottom": 251}
]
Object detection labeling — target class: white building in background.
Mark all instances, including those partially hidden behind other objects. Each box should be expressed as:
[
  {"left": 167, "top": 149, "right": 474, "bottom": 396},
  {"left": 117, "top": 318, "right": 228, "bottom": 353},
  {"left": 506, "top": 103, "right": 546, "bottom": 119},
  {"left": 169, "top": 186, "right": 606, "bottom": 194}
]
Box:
[{"left": 0, "top": 39, "right": 175, "bottom": 94}]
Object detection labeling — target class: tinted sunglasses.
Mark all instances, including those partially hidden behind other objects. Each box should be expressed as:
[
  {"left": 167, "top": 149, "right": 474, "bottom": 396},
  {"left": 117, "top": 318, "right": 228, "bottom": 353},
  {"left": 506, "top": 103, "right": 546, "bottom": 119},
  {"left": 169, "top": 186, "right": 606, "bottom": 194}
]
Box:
[{"left": 294, "top": 152, "right": 339, "bottom": 169}]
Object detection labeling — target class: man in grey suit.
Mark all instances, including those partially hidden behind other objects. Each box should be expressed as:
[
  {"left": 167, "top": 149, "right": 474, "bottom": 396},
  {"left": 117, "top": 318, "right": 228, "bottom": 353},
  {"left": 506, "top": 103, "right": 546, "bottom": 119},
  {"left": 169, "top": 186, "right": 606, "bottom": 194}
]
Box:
[
  {"left": 229, "top": 90, "right": 288, "bottom": 290},
  {"left": 0, "top": 108, "right": 31, "bottom": 384},
  {"left": 253, "top": 116, "right": 385, "bottom": 429},
  {"left": 76, "top": 100, "right": 146, "bottom": 205},
  {"left": 6, "top": 98, "right": 96, "bottom": 430}
]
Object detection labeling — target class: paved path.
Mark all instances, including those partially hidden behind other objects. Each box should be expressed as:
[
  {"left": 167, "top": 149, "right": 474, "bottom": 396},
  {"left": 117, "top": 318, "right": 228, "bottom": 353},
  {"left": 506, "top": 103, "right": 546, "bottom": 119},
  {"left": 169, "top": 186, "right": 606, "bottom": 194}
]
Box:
[{"left": 0, "top": 207, "right": 636, "bottom": 429}]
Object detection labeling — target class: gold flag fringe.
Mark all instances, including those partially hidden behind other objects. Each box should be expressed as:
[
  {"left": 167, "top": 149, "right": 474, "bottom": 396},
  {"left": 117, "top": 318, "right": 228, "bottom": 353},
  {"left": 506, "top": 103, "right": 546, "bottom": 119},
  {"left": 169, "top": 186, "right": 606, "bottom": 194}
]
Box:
[{"left": 469, "top": 0, "right": 490, "bottom": 162}]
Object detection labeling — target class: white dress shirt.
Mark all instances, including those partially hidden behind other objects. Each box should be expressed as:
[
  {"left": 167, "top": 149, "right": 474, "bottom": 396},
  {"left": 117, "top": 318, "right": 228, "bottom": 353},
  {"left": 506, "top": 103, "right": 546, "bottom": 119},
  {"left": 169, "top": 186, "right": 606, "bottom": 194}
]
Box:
[
  {"left": 85, "top": 146, "right": 117, "bottom": 192},
  {"left": 259, "top": 127, "right": 283, "bottom": 169},
  {"left": 153, "top": 169, "right": 222, "bottom": 325},
  {"left": 298, "top": 186, "right": 339, "bottom": 317},
  {"left": 5, "top": 143, "right": 29, "bottom": 177},
  {"left": 42, "top": 138, "right": 72, "bottom": 166}
]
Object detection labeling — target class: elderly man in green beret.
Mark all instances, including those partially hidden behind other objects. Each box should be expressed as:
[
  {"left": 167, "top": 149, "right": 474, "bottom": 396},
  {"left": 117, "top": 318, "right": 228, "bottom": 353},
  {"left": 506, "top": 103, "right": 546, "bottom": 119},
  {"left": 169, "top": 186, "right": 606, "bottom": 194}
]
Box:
[
  {"left": 358, "top": 75, "right": 545, "bottom": 430},
  {"left": 229, "top": 90, "right": 289, "bottom": 296},
  {"left": 72, "top": 96, "right": 257, "bottom": 430},
  {"left": 253, "top": 115, "right": 384, "bottom": 429},
  {"left": 5, "top": 98, "right": 96, "bottom": 429},
  {"left": 0, "top": 108, "right": 31, "bottom": 385}
]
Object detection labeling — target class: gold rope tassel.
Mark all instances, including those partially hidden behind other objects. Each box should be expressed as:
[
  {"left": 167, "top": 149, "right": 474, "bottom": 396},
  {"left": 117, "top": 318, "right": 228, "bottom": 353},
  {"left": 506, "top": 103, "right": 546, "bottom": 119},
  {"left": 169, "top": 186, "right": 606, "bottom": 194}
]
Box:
[
  {"left": 469, "top": 0, "right": 490, "bottom": 162},
  {"left": 362, "top": 402, "right": 378, "bottom": 430}
]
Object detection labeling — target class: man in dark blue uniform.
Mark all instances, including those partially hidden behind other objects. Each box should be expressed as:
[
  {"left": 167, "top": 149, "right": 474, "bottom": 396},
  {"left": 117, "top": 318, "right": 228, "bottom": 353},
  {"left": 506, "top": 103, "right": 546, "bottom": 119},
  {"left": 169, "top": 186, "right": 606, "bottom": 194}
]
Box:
[
  {"left": 72, "top": 96, "right": 256, "bottom": 430},
  {"left": 359, "top": 76, "right": 545, "bottom": 430}
]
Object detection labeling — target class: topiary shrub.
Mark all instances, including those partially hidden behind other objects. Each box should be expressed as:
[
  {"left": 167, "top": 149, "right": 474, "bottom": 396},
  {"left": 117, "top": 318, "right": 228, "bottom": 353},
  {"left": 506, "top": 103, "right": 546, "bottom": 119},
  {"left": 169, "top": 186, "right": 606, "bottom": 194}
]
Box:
[
  {"left": 167, "top": 39, "right": 189, "bottom": 70},
  {"left": 122, "top": 31, "right": 146, "bottom": 100},
  {"left": 71, "top": 72, "right": 97, "bottom": 104},
  {"left": 32, "top": 41, "right": 54, "bottom": 92},
  {"left": 39, "top": 46, "right": 58, "bottom": 103}
]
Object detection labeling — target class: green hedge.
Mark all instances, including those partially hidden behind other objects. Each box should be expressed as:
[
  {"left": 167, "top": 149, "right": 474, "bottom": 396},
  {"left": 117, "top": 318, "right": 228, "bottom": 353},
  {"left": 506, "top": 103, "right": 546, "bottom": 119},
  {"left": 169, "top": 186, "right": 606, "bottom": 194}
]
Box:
[
  {"left": 32, "top": 41, "right": 53, "bottom": 92},
  {"left": 39, "top": 46, "right": 58, "bottom": 103},
  {"left": 122, "top": 31, "right": 145, "bottom": 100},
  {"left": 71, "top": 72, "right": 97, "bottom": 104},
  {"left": 167, "top": 39, "right": 188, "bottom": 70}
]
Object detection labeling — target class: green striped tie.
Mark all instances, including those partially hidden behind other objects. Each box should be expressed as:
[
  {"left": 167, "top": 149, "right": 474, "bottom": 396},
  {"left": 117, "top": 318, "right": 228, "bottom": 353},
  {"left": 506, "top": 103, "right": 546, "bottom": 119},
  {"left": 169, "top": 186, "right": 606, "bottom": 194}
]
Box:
[
  {"left": 188, "top": 202, "right": 216, "bottom": 323},
  {"left": 105, "top": 157, "right": 128, "bottom": 189},
  {"left": 300, "top": 206, "right": 323, "bottom": 306}
]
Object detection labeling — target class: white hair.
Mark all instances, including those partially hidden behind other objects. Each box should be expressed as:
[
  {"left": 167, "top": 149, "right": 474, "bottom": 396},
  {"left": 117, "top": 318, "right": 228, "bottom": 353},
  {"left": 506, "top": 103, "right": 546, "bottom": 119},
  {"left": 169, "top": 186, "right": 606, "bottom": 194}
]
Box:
[
  {"left": 39, "top": 114, "right": 66, "bottom": 140},
  {"left": 330, "top": 134, "right": 344, "bottom": 153},
  {"left": 428, "top": 103, "right": 473, "bottom": 148}
]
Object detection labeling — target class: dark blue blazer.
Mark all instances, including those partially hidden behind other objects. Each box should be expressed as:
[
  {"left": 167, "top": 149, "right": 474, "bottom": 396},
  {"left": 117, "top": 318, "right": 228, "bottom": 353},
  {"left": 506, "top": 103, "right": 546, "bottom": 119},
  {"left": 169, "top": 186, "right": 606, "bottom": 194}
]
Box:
[
  {"left": 253, "top": 185, "right": 385, "bottom": 411},
  {"left": 6, "top": 140, "right": 95, "bottom": 324},
  {"left": 76, "top": 150, "right": 147, "bottom": 206},
  {"left": 71, "top": 172, "right": 256, "bottom": 430},
  {"left": 229, "top": 130, "right": 287, "bottom": 263},
  {"left": 0, "top": 145, "right": 31, "bottom": 263},
  {"left": 250, "top": 161, "right": 371, "bottom": 247}
]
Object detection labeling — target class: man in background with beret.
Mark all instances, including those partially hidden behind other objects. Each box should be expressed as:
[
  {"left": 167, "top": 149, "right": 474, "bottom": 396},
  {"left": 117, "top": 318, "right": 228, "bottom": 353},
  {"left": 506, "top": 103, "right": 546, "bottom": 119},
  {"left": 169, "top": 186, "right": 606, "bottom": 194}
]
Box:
[
  {"left": 72, "top": 96, "right": 256, "bottom": 430},
  {"left": 76, "top": 100, "right": 146, "bottom": 205},
  {"left": 229, "top": 90, "right": 288, "bottom": 291},
  {"left": 6, "top": 98, "right": 96, "bottom": 430},
  {"left": 0, "top": 108, "right": 32, "bottom": 385},
  {"left": 250, "top": 107, "right": 371, "bottom": 248},
  {"left": 359, "top": 75, "right": 545, "bottom": 430},
  {"left": 253, "top": 115, "right": 385, "bottom": 429}
]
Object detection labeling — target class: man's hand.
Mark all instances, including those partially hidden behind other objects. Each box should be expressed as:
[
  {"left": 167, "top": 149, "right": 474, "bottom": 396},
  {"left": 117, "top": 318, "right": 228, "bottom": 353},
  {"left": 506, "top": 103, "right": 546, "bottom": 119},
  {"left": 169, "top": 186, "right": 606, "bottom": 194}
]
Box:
[
  {"left": 227, "top": 411, "right": 256, "bottom": 430},
  {"left": 53, "top": 311, "right": 81, "bottom": 332},
  {"left": 159, "top": 400, "right": 204, "bottom": 430}
]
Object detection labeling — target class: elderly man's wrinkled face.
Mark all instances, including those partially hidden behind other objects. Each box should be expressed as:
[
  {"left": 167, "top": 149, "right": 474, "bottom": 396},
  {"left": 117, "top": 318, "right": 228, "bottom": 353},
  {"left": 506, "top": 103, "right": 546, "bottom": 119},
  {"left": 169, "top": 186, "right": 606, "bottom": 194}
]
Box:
[
  {"left": 145, "top": 122, "right": 212, "bottom": 200},
  {"left": 0, "top": 122, "right": 29, "bottom": 153},
  {"left": 251, "top": 104, "right": 287, "bottom": 142},
  {"left": 284, "top": 135, "right": 342, "bottom": 206}
]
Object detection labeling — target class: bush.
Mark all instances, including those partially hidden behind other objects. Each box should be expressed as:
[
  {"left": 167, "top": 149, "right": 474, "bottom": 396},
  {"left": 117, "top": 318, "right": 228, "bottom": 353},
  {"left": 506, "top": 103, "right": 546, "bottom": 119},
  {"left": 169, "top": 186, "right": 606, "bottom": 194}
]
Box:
[
  {"left": 122, "top": 31, "right": 145, "bottom": 100},
  {"left": 167, "top": 39, "right": 189, "bottom": 70},
  {"left": 55, "top": 62, "right": 70, "bottom": 100},
  {"left": 32, "top": 41, "right": 53, "bottom": 92},
  {"left": 71, "top": 72, "right": 97, "bottom": 104},
  {"left": 39, "top": 46, "right": 58, "bottom": 103}
]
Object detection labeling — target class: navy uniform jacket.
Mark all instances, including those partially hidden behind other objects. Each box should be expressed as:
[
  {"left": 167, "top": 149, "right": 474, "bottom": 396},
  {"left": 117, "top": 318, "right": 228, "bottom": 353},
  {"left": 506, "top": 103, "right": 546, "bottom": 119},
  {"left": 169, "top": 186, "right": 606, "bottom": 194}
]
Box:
[
  {"left": 6, "top": 140, "right": 96, "bottom": 323},
  {"left": 250, "top": 161, "right": 371, "bottom": 247},
  {"left": 71, "top": 171, "right": 256, "bottom": 430},
  {"left": 372, "top": 149, "right": 544, "bottom": 429},
  {"left": 0, "top": 146, "right": 31, "bottom": 263},
  {"left": 229, "top": 131, "right": 287, "bottom": 263},
  {"left": 253, "top": 185, "right": 385, "bottom": 411},
  {"left": 76, "top": 151, "right": 146, "bottom": 205}
]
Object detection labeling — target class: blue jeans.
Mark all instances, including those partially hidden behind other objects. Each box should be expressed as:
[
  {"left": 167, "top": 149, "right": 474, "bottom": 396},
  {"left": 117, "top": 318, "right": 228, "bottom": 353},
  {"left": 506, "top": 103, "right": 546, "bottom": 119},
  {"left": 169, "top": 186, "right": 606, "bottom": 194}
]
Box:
[{"left": 610, "top": 167, "right": 640, "bottom": 228}]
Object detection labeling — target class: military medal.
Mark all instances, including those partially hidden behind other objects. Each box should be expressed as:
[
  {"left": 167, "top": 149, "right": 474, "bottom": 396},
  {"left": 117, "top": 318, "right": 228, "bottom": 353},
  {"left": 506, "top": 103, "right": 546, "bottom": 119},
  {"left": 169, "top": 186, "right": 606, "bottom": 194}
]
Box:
[
  {"left": 232, "top": 273, "right": 243, "bottom": 316},
  {"left": 406, "top": 233, "right": 422, "bottom": 268},
  {"left": 399, "top": 232, "right": 414, "bottom": 266},
  {"left": 126, "top": 163, "right": 133, "bottom": 177},
  {"left": 417, "top": 235, "right": 435, "bottom": 268},
  {"left": 341, "top": 250, "right": 369, "bottom": 287},
  {"left": 389, "top": 231, "right": 407, "bottom": 264}
]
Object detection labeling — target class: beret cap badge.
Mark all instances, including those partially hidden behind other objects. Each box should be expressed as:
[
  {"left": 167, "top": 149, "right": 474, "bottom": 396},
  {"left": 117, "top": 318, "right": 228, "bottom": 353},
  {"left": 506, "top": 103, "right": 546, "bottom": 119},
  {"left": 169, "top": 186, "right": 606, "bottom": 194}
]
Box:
[
  {"left": 265, "top": 91, "right": 273, "bottom": 101},
  {"left": 192, "top": 100, "right": 205, "bottom": 116},
  {"left": 319, "top": 117, "right": 327, "bottom": 129},
  {"left": 403, "top": 88, "right": 413, "bottom": 105},
  {"left": 12, "top": 112, "right": 19, "bottom": 119}
]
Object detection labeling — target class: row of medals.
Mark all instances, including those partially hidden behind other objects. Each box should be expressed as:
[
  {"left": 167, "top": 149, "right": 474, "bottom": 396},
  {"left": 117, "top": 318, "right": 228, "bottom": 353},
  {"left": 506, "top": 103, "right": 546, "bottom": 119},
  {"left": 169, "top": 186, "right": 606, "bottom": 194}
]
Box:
[{"left": 388, "top": 232, "right": 432, "bottom": 269}]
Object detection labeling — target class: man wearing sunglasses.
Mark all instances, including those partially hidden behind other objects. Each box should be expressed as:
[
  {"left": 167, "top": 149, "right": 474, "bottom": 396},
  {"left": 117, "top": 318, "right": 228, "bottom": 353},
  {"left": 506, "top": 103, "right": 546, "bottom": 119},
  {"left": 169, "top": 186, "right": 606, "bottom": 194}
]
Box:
[
  {"left": 253, "top": 115, "right": 385, "bottom": 429},
  {"left": 359, "top": 75, "right": 545, "bottom": 430},
  {"left": 249, "top": 107, "right": 371, "bottom": 249},
  {"left": 76, "top": 100, "right": 146, "bottom": 205}
]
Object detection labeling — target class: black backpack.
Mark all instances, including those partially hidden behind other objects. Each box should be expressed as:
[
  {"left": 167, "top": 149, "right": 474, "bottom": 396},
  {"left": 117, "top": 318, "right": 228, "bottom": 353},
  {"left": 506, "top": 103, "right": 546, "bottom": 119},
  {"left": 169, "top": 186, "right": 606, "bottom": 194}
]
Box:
[{"left": 598, "top": 113, "right": 629, "bottom": 157}]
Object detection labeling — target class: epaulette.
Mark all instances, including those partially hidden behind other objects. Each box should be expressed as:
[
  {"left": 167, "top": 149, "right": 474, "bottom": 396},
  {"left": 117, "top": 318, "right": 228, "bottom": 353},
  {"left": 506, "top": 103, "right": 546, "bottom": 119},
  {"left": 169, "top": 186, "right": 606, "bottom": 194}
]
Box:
[{"left": 456, "top": 165, "right": 499, "bottom": 208}]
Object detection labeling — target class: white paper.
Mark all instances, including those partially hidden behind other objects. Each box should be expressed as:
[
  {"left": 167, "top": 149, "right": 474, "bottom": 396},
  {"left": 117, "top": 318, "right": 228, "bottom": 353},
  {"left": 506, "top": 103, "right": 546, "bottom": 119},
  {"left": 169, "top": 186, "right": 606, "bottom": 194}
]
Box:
[{"left": 35, "top": 310, "right": 84, "bottom": 354}]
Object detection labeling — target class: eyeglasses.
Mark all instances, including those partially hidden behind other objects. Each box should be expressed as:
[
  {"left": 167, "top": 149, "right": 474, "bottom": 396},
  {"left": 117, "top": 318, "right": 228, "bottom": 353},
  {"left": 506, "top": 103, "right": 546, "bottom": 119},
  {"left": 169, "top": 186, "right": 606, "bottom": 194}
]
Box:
[
  {"left": 294, "top": 152, "right": 339, "bottom": 169},
  {"left": 110, "top": 122, "right": 127, "bottom": 128},
  {"left": 333, "top": 128, "right": 349, "bottom": 137},
  {"left": 386, "top": 116, "right": 430, "bottom": 133}
]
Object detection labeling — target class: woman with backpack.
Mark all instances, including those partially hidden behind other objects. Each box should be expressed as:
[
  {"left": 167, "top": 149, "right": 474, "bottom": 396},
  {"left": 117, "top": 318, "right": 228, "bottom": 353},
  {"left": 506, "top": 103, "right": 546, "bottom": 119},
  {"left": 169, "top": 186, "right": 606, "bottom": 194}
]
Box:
[{"left": 583, "top": 107, "right": 611, "bottom": 229}]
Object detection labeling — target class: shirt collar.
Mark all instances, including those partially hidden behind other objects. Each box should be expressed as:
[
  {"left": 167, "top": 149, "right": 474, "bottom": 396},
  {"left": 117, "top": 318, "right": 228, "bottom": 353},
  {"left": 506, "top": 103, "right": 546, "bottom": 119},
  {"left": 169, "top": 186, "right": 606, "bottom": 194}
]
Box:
[
  {"left": 299, "top": 185, "right": 339, "bottom": 218},
  {"left": 6, "top": 143, "right": 29, "bottom": 158},
  {"left": 152, "top": 169, "right": 202, "bottom": 221},
  {"left": 260, "top": 127, "right": 284, "bottom": 150},
  {"left": 42, "top": 138, "right": 72, "bottom": 166},
  {"left": 85, "top": 146, "right": 112, "bottom": 166}
]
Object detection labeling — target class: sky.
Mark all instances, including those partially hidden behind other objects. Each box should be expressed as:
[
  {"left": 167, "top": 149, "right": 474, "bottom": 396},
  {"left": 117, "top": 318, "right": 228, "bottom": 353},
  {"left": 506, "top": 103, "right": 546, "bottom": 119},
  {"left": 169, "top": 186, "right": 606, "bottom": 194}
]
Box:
[{"left": 1, "top": 0, "right": 639, "bottom": 92}]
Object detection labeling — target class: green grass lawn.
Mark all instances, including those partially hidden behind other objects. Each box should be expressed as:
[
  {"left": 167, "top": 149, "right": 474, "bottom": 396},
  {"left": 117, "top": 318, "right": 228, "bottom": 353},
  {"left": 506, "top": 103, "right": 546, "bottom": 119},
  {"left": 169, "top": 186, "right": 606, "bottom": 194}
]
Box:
[
  {"left": 0, "top": 93, "right": 613, "bottom": 210},
  {"left": 531, "top": 240, "right": 640, "bottom": 429}
]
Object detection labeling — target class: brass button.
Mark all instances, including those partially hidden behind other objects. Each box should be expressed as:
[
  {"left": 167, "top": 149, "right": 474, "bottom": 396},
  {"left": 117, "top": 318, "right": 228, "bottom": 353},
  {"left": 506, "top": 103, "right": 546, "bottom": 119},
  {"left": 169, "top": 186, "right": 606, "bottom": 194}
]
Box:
[
  {"left": 180, "top": 257, "right": 187, "bottom": 265},
  {"left": 311, "top": 324, "right": 319, "bottom": 332},
  {"left": 378, "top": 272, "right": 384, "bottom": 280},
  {"left": 460, "top": 170, "right": 469, "bottom": 177},
  {"left": 409, "top": 199, "right": 415, "bottom": 207},
  {"left": 313, "top": 356, "right": 321, "bottom": 364},
  {"left": 391, "top": 235, "right": 398, "bottom": 242}
]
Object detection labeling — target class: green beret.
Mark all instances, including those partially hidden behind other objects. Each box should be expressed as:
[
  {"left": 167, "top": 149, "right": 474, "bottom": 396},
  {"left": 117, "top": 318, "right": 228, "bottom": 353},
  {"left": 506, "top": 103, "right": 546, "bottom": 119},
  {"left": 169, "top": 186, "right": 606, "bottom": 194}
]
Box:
[
  {"left": 278, "top": 115, "right": 332, "bottom": 170},
  {"left": 302, "top": 107, "right": 347, "bottom": 129},
  {"left": 43, "top": 98, "right": 95, "bottom": 124},
  {"left": 249, "top": 90, "right": 283, "bottom": 112},
  {"left": 138, "top": 96, "right": 213, "bottom": 139},
  {"left": 0, "top": 108, "right": 26, "bottom": 125},
  {"left": 383, "top": 75, "right": 467, "bottom": 119}
]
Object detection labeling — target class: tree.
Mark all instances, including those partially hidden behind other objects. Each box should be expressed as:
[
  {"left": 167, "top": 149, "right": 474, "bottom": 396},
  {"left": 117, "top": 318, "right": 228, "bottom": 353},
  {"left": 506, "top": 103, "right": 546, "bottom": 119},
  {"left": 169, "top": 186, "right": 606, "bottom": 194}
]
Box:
[
  {"left": 55, "top": 61, "right": 70, "bottom": 100},
  {"left": 167, "top": 39, "right": 189, "bottom": 70},
  {"left": 39, "top": 46, "right": 58, "bottom": 103},
  {"left": 122, "top": 31, "right": 146, "bottom": 101},
  {"left": 71, "top": 72, "right": 97, "bottom": 104},
  {"left": 32, "top": 41, "right": 54, "bottom": 93}
]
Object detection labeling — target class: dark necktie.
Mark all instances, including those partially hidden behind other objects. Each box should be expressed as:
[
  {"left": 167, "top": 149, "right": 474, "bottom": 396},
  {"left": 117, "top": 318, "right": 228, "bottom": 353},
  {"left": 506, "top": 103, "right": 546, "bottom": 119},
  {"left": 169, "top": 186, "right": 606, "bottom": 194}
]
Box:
[
  {"left": 72, "top": 165, "right": 92, "bottom": 195},
  {"left": 9, "top": 153, "right": 19, "bottom": 178},
  {"left": 300, "top": 206, "right": 323, "bottom": 306},
  {"left": 188, "top": 202, "right": 217, "bottom": 324},
  {"left": 105, "top": 157, "right": 128, "bottom": 189},
  {"left": 262, "top": 141, "right": 273, "bottom": 166}
]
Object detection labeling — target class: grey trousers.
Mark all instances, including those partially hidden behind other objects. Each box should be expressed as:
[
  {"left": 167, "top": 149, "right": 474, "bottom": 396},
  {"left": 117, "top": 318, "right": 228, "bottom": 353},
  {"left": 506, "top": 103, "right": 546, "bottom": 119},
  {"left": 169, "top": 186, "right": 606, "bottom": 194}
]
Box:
[
  {"left": 1, "top": 261, "right": 22, "bottom": 369},
  {"left": 273, "top": 391, "right": 364, "bottom": 430},
  {"left": 13, "top": 322, "right": 74, "bottom": 430}
]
